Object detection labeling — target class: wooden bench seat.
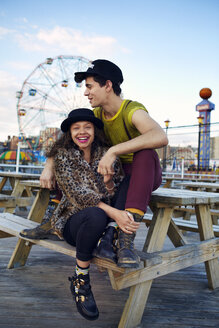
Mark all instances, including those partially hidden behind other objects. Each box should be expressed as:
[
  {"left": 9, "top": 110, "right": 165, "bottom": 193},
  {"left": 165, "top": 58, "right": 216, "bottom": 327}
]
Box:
[
  {"left": 173, "top": 206, "right": 219, "bottom": 225},
  {"left": 142, "top": 213, "right": 219, "bottom": 237},
  {"left": 0, "top": 212, "right": 161, "bottom": 271},
  {"left": 173, "top": 206, "right": 219, "bottom": 216},
  {"left": 0, "top": 194, "right": 16, "bottom": 208}
]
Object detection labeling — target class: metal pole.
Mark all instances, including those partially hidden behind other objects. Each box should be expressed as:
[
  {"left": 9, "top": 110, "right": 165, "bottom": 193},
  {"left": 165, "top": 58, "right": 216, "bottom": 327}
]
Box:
[
  {"left": 181, "top": 157, "right": 184, "bottom": 179},
  {"left": 197, "top": 123, "right": 201, "bottom": 174},
  {"left": 16, "top": 142, "right": 21, "bottom": 173},
  {"left": 163, "top": 122, "right": 169, "bottom": 172}
]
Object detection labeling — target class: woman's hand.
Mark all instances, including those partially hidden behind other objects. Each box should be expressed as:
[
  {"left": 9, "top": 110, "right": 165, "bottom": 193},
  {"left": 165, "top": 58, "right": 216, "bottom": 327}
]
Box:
[
  {"left": 97, "top": 203, "right": 140, "bottom": 234},
  {"left": 40, "top": 158, "right": 56, "bottom": 189},
  {"left": 113, "top": 210, "right": 140, "bottom": 234}
]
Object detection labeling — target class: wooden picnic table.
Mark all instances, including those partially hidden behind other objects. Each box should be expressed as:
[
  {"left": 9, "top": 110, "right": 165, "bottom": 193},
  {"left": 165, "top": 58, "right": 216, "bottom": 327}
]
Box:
[
  {"left": 0, "top": 186, "right": 219, "bottom": 328},
  {"left": 0, "top": 172, "right": 40, "bottom": 195},
  {"left": 163, "top": 176, "right": 219, "bottom": 188}
]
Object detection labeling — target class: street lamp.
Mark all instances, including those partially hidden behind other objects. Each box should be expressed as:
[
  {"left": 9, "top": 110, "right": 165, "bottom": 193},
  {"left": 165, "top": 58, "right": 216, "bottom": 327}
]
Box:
[
  {"left": 197, "top": 115, "right": 203, "bottom": 173},
  {"left": 163, "top": 119, "right": 170, "bottom": 171}
]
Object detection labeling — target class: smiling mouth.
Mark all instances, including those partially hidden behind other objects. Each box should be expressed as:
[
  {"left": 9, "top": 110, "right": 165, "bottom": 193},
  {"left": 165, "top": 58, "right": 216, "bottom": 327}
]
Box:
[{"left": 77, "top": 136, "right": 89, "bottom": 143}]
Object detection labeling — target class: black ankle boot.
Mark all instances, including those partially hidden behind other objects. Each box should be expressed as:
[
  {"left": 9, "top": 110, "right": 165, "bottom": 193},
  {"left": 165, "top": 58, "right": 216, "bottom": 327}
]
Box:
[
  {"left": 117, "top": 212, "right": 143, "bottom": 268},
  {"left": 117, "top": 230, "right": 140, "bottom": 268},
  {"left": 92, "top": 226, "right": 118, "bottom": 263},
  {"left": 69, "top": 273, "right": 99, "bottom": 321},
  {"left": 19, "top": 199, "right": 59, "bottom": 240}
]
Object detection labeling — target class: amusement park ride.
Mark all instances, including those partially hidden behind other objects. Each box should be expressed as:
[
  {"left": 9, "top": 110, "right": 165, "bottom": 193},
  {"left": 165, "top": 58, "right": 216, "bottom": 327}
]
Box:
[
  {"left": 196, "top": 87, "right": 215, "bottom": 171},
  {"left": 16, "top": 55, "right": 91, "bottom": 152}
]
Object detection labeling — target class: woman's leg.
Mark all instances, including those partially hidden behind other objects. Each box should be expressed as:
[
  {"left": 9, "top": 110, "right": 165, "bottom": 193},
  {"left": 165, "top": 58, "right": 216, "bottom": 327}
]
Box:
[
  {"left": 93, "top": 177, "right": 131, "bottom": 262},
  {"left": 63, "top": 207, "right": 108, "bottom": 261},
  {"left": 64, "top": 207, "right": 108, "bottom": 321}
]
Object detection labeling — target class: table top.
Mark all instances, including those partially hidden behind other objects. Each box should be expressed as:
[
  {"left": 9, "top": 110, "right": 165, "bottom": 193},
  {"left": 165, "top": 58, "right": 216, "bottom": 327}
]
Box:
[
  {"left": 19, "top": 180, "right": 41, "bottom": 188},
  {"left": 0, "top": 172, "right": 40, "bottom": 179},
  {"left": 150, "top": 187, "right": 219, "bottom": 206},
  {"left": 176, "top": 181, "right": 219, "bottom": 189}
]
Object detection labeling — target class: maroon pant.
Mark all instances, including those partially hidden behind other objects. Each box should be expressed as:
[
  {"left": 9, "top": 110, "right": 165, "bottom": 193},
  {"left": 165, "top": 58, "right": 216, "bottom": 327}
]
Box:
[{"left": 122, "top": 149, "right": 162, "bottom": 213}]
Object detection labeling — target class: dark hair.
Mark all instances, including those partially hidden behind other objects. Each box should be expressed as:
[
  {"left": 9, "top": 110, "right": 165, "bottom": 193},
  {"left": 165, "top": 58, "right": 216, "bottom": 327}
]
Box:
[
  {"left": 46, "top": 126, "right": 110, "bottom": 158},
  {"left": 87, "top": 73, "right": 122, "bottom": 96}
]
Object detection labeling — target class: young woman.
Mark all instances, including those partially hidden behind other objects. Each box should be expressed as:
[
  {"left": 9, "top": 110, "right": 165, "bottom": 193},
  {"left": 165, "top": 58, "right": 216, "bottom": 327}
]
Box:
[{"left": 44, "top": 108, "right": 139, "bottom": 321}]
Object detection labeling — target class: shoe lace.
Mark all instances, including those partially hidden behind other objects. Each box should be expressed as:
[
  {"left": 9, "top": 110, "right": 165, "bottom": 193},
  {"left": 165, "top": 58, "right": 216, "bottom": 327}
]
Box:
[{"left": 122, "top": 232, "right": 135, "bottom": 248}]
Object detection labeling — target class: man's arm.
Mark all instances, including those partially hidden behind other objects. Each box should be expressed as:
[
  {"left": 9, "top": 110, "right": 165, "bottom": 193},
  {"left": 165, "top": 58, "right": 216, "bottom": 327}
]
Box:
[
  {"left": 40, "top": 157, "right": 56, "bottom": 189},
  {"left": 98, "top": 109, "right": 168, "bottom": 175}
]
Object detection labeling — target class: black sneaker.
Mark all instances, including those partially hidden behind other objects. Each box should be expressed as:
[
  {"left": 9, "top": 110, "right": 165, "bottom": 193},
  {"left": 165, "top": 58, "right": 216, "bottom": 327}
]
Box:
[{"left": 69, "top": 273, "right": 99, "bottom": 321}]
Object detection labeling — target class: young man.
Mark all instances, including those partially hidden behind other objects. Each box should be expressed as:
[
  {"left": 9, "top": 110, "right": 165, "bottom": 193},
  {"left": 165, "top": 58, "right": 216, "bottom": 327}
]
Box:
[{"left": 40, "top": 59, "right": 168, "bottom": 268}]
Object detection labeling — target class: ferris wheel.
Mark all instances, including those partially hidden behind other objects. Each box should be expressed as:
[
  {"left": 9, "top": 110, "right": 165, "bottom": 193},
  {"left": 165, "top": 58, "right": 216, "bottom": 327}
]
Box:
[{"left": 16, "top": 55, "right": 91, "bottom": 142}]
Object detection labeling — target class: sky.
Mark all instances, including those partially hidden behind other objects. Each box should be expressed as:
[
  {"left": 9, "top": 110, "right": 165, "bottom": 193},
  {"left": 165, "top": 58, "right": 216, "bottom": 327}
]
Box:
[{"left": 0, "top": 0, "right": 219, "bottom": 146}]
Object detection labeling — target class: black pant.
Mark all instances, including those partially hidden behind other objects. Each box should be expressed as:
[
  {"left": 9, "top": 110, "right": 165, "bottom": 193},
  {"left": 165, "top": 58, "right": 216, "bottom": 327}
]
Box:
[{"left": 63, "top": 177, "right": 130, "bottom": 261}]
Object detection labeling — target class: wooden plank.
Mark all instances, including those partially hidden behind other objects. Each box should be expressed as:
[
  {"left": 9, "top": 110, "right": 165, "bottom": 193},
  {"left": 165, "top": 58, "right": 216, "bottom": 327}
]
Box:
[
  {"left": 0, "top": 176, "right": 7, "bottom": 192},
  {"left": 27, "top": 188, "right": 50, "bottom": 223},
  {"left": 150, "top": 188, "right": 219, "bottom": 206},
  {"left": 114, "top": 238, "right": 219, "bottom": 290},
  {"left": 143, "top": 216, "right": 219, "bottom": 237},
  {"left": 195, "top": 204, "right": 219, "bottom": 289},
  {"left": 118, "top": 207, "right": 174, "bottom": 328},
  {"left": 7, "top": 238, "right": 33, "bottom": 269},
  {"left": 20, "top": 180, "right": 40, "bottom": 188},
  {"left": 16, "top": 196, "right": 34, "bottom": 207},
  {"left": 0, "top": 172, "right": 40, "bottom": 179}
]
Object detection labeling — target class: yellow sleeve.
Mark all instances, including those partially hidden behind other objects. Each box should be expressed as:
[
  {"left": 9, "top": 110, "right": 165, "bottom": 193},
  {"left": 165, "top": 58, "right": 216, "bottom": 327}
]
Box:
[{"left": 127, "top": 102, "right": 148, "bottom": 127}]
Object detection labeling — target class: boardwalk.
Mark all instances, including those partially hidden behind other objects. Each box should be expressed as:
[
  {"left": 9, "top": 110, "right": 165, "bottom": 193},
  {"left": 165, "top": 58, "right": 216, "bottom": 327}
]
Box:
[{"left": 0, "top": 216, "right": 219, "bottom": 328}]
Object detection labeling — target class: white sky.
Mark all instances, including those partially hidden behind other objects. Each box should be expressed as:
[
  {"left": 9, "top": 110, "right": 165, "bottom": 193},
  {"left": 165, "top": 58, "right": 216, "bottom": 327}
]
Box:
[{"left": 0, "top": 0, "right": 218, "bottom": 146}]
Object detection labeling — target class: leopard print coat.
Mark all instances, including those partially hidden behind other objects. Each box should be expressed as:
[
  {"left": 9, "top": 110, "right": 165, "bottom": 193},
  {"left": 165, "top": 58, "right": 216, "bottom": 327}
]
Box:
[{"left": 50, "top": 143, "right": 124, "bottom": 239}]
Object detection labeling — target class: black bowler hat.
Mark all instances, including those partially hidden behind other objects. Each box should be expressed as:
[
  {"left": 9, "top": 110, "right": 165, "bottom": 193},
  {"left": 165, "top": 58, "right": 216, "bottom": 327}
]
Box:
[
  {"left": 74, "top": 59, "right": 123, "bottom": 85},
  {"left": 61, "top": 108, "right": 104, "bottom": 132}
]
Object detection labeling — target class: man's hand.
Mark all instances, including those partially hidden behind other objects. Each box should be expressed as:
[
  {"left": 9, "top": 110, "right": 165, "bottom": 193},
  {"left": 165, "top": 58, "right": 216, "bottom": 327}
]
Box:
[
  {"left": 97, "top": 148, "right": 116, "bottom": 176},
  {"left": 40, "top": 158, "right": 55, "bottom": 189}
]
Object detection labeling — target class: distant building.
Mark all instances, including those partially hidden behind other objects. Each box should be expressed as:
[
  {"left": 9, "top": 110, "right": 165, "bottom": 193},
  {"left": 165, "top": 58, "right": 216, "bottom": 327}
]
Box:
[
  {"left": 10, "top": 136, "right": 19, "bottom": 150},
  {"left": 210, "top": 136, "right": 219, "bottom": 160},
  {"left": 40, "top": 127, "right": 61, "bottom": 151}
]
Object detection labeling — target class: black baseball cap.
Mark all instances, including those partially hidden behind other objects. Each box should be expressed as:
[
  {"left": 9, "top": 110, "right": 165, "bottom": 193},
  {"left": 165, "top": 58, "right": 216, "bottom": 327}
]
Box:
[
  {"left": 74, "top": 59, "right": 123, "bottom": 85},
  {"left": 61, "top": 108, "right": 104, "bottom": 132}
]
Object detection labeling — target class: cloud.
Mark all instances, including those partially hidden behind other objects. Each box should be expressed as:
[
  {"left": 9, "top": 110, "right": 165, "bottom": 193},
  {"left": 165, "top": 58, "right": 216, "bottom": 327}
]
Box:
[
  {"left": 8, "top": 61, "right": 34, "bottom": 71},
  {"left": 0, "top": 71, "right": 20, "bottom": 140},
  {"left": 0, "top": 26, "right": 15, "bottom": 38},
  {"left": 14, "top": 25, "right": 127, "bottom": 58}
]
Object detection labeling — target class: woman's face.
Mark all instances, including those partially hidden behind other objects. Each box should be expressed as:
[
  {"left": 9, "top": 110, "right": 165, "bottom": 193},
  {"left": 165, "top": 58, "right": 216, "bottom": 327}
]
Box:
[{"left": 70, "top": 121, "right": 95, "bottom": 152}]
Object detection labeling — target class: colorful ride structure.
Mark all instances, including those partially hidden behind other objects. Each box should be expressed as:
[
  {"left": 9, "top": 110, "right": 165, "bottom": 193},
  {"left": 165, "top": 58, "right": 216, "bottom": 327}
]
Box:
[{"left": 196, "top": 88, "right": 215, "bottom": 171}]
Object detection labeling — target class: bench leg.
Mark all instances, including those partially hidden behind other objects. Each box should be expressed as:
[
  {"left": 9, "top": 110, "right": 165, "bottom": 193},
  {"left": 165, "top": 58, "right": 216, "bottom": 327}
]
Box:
[
  {"left": 8, "top": 238, "right": 33, "bottom": 269},
  {"left": 196, "top": 204, "right": 219, "bottom": 289},
  {"left": 118, "top": 281, "right": 153, "bottom": 328},
  {"left": 118, "top": 207, "right": 173, "bottom": 328},
  {"left": 0, "top": 177, "right": 7, "bottom": 193},
  {"left": 28, "top": 189, "right": 50, "bottom": 223},
  {"left": 4, "top": 180, "right": 25, "bottom": 213}
]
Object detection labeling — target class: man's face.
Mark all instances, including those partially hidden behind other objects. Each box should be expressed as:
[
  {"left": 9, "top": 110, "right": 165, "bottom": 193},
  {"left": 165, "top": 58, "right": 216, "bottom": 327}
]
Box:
[{"left": 84, "top": 76, "right": 107, "bottom": 108}]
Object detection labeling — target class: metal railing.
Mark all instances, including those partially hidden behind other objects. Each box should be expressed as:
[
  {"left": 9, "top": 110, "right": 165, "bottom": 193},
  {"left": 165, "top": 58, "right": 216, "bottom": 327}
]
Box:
[{"left": 0, "top": 163, "right": 44, "bottom": 175}]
